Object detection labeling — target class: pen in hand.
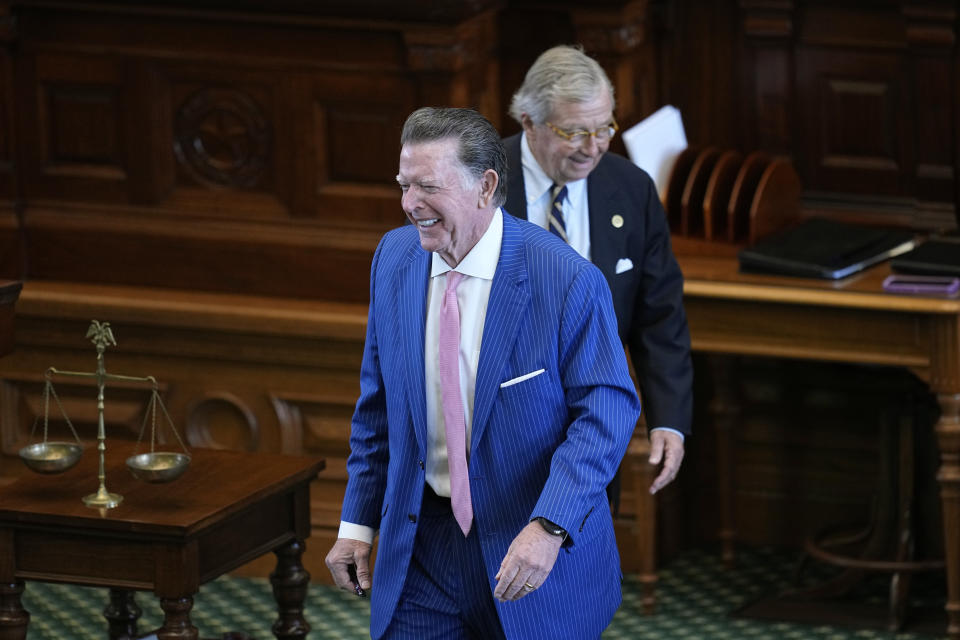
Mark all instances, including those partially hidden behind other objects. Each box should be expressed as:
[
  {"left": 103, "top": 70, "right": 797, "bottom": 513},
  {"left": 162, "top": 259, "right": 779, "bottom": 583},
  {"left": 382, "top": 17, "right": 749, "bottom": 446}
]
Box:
[{"left": 348, "top": 564, "right": 367, "bottom": 597}]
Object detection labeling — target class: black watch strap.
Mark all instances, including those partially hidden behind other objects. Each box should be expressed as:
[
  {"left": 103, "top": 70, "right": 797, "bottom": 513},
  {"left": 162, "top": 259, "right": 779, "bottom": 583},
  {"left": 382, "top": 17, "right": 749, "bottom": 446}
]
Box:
[{"left": 533, "top": 516, "right": 567, "bottom": 538}]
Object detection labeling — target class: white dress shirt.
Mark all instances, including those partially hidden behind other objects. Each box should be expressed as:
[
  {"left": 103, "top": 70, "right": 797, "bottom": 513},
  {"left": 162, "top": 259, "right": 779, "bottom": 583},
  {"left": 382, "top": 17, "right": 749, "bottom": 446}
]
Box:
[
  {"left": 521, "top": 133, "right": 591, "bottom": 260},
  {"left": 423, "top": 210, "right": 502, "bottom": 496},
  {"left": 339, "top": 210, "right": 504, "bottom": 543}
]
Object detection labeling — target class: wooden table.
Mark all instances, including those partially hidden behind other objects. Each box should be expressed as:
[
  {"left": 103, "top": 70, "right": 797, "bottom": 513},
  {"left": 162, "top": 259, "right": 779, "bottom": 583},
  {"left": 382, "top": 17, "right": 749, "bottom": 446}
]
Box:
[
  {"left": 0, "top": 445, "right": 324, "bottom": 640},
  {"left": 677, "top": 255, "right": 960, "bottom": 639}
]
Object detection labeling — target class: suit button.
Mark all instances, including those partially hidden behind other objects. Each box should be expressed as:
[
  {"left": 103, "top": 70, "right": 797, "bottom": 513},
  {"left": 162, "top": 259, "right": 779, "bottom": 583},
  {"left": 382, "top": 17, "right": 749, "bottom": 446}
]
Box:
[
  {"left": 408, "top": 514, "right": 417, "bottom": 523},
  {"left": 418, "top": 460, "right": 425, "bottom": 469}
]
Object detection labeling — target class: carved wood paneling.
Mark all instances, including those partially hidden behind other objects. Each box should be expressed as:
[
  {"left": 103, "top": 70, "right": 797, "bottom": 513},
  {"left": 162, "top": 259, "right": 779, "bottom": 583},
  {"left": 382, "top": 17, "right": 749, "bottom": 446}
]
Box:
[
  {"left": 185, "top": 392, "right": 260, "bottom": 452},
  {"left": 6, "top": 2, "right": 501, "bottom": 298},
  {"left": 166, "top": 71, "right": 288, "bottom": 218},
  {"left": 1, "top": 0, "right": 959, "bottom": 298},
  {"left": 796, "top": 49, "right": 907, "bottom": 195},
  {"left": 739, "top": 0, "right": 794, "bottom": 155},
  {"left": 270, "top": 393, "right": 356, "bottom": 541},
  {"left": 18, "top": 52, "right": 130, "bottom": 203},
  {"left": 22, "top": 208, "right": 381, "bottom": 302},
  {"left": 0, "top": 1, "right": 14, "bottom": 205},
  {"left": 173, "top": 87, "right": 272, "bottom": 191},
  {"left": 690, "top": 358, "right": 942, "bottom": 552},
  {"left": 903, "top": 2, "right": 957, "bottom": 208},
  {"left": 311, "top": 71, "right": 414, "bottom": 228},
  {"left": 654, "top": 0, "right": 738, "bottom": 151},
  {"left": 498, "top": 0, "right": 657, "bottom": 142},
  {"left": 647, "top": 0, "right": 959, "bottom": 229},
  {"left": 0, "top": 53, "right": 11, "bottom": 201},
  {"left": 569, "top": 0, "right": 651, "bottom": 124},
  {"left": 0, "top": 209, "right": 21, "bottom": 280},
  {"left": 735, "top": 0, "right": 957, "bottom": 228}
]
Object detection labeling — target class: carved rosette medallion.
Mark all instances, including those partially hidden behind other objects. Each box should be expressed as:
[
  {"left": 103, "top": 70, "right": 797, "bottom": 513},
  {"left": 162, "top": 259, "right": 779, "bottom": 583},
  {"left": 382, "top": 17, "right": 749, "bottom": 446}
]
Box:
[{"left": 173, "top": 87, "right": 270, "bottom": 188}]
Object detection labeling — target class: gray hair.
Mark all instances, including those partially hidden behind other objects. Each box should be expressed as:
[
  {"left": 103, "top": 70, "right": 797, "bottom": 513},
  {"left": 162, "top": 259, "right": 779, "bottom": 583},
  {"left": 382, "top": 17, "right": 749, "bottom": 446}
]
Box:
[
  {"left": 400, "top": 107, "right": 508, "bottom": 209},
  {"left": 509, "top": 45, "right": 615, "bottom": 125}
]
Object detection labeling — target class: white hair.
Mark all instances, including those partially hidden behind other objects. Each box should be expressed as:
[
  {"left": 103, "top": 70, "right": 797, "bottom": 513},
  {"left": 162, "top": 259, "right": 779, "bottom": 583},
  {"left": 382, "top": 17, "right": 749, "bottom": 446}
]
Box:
[{"left": 509, "top": 45, "right": 615, "bottom": 125}]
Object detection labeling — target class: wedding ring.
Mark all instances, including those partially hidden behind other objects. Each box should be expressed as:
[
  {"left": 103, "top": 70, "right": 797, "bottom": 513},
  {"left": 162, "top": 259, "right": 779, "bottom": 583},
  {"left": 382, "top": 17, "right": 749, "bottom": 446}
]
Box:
[{"left": 523, "top": 582, "right": 536, "bottom": 591}]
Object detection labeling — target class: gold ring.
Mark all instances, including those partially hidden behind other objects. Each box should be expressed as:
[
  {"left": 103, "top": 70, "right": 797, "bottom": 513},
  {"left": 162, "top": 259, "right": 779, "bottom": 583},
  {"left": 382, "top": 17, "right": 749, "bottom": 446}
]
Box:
[{"left": 523, "top": 582, "right": 536, "bottom": 591}]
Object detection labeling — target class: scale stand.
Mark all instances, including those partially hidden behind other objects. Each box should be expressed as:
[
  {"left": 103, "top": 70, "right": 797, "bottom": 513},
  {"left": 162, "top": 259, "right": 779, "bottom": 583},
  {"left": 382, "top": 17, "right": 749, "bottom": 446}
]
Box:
[{"left": 18, "top": 320, "right": 190, "bottom": 509}]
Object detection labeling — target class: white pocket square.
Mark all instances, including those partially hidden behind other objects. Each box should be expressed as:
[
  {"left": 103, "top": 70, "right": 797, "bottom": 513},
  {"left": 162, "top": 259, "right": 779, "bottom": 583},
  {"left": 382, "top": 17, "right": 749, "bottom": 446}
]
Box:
[
  {"left": 615, "top": 258, "right": 634, "bottom": 274},
  {"left": 500, "top": 368, "right": 545, "bottom": 388}
]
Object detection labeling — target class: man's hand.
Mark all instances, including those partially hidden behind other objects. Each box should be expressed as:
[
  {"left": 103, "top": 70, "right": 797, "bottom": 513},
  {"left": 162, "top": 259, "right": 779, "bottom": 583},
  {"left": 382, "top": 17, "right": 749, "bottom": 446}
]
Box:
[
  {"left": 325, "top": 538, "right": 372, "bottom": 596},
  {"left": 493, "top": 521, "right": 563, "bottom": 602},
  {"left": 649, "top": 429, "right": 685, "bottom": 494}
]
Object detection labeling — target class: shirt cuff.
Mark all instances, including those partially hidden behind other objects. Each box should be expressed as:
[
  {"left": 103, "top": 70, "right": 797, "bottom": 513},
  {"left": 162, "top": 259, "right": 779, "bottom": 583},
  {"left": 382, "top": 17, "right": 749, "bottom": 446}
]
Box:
[
  {"left": 650, "top": 426, "right": 685, "bottom": 442},
  {"left": 338, "top": 521, "right": 376, "bottom": 545}
]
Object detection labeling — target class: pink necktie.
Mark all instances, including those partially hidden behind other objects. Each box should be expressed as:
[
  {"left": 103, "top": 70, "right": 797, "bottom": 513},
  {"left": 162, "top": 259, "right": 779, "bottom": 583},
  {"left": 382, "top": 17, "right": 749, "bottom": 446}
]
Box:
[{"left": 438, "top": 270, "right": 473, "bottom": 536}]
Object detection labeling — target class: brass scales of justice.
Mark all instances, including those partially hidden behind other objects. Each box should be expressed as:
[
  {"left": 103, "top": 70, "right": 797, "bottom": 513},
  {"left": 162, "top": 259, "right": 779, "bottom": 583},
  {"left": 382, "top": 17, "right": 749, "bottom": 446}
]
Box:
[{"left": 17, "top": 320, "right": 191, "bottom": 508}]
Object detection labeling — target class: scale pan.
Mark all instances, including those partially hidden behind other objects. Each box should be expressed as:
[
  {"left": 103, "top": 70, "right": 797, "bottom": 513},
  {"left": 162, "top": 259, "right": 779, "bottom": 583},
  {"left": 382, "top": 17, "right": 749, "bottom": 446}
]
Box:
[
  {"left": 126, "top": 452, "right": 190, "bottom": 483},
  {"left": 19, "top": 442, "right": 83, "bottom": 473}
]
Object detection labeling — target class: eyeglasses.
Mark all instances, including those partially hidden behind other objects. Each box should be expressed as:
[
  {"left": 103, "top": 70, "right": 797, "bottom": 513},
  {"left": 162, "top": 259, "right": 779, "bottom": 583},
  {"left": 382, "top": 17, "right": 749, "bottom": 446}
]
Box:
[{"left": 544, "top": 117, "right": 619, "bottom": 144}]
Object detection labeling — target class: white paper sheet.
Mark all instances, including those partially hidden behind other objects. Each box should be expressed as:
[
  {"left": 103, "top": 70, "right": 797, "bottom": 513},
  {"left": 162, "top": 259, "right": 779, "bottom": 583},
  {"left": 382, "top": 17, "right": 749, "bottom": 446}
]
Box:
[{"left": 622, "top": 105, "right": 688, "bottom": 199}]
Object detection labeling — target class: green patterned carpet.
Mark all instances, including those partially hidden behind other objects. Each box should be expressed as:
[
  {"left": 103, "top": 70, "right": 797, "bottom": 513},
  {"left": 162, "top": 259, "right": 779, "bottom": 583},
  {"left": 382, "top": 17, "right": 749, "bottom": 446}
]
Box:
[{"left": 20, "top": 546, "right": 947, "bottom": 639}]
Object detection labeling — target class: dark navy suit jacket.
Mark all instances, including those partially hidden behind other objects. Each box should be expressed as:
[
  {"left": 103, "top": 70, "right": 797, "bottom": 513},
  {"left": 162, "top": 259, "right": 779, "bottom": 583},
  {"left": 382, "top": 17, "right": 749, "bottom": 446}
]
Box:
[{"left": 503, "top": 133, "right": 693, "bottom": 435}]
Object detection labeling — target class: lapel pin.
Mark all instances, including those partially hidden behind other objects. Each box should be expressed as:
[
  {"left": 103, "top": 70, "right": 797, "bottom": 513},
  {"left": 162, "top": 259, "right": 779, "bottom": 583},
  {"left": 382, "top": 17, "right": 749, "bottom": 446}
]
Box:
[{"left": 611, "top": 214, "right": 624, "bottom": 229}]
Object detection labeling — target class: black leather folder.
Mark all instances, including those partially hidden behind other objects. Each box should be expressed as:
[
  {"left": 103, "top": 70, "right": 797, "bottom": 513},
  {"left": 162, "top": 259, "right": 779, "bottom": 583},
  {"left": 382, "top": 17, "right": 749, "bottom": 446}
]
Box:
[
  {"left": 737, "top": 217, "right": 916, "bottom": 280},
  {"left": 890, "top": 239, "right": 960, "bottom": 276}
]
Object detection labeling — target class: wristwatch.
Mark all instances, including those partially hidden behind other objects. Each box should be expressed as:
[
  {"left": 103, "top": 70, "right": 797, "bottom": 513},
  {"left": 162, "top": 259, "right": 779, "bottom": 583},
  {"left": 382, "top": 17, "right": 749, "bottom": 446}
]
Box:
[{"left": 533, "top": 516, "right": 567, "bottom": 538}]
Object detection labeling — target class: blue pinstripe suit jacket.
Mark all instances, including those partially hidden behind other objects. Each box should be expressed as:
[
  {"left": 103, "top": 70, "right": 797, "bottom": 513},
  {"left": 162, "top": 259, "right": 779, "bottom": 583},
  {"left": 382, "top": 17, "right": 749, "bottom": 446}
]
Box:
[{"left": 341, "top": 211, "right": 641, "bottom": 639}]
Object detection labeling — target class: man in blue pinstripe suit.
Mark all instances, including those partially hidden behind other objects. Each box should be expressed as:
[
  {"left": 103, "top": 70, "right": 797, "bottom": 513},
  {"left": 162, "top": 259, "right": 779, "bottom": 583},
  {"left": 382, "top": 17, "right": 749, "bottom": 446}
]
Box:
[{"left": 326, "top": 107, "right": 641, "bottom": 639}]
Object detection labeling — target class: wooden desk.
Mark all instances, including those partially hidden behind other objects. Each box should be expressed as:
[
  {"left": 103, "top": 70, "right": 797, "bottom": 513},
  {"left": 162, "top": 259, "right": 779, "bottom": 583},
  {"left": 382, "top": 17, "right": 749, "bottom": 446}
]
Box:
[
  {"left": 0, "top": 445, "right": 324, "bottom": 640},
  {"left": 678, "top": 255, "right": 960, "bottom": 639}
]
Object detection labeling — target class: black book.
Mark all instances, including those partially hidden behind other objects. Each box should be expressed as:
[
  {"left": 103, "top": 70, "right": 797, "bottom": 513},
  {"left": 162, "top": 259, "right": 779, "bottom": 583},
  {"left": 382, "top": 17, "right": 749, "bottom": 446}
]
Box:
[
  {"left": 890, "top": 239, "right": 960, "bottom": 276},
  {"left": 738, "top": 217, "right": 916, "bottom": 280}
]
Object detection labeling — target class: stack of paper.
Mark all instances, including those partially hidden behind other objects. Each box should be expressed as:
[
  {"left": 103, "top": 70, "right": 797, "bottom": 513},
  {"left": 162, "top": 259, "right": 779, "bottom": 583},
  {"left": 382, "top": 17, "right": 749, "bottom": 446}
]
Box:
[{"left": 622, "top": 105, "right": 688, "bottom": 199}]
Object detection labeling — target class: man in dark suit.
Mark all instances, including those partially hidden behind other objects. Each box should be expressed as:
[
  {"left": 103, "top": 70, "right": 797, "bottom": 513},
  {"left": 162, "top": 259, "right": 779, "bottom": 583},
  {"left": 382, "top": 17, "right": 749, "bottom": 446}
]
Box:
[
  {"left": 326, "top": 107, "right": 641, "bottom": 639},
  {"left": 503, "top": 45, "right": 693, "bottom": 496}
]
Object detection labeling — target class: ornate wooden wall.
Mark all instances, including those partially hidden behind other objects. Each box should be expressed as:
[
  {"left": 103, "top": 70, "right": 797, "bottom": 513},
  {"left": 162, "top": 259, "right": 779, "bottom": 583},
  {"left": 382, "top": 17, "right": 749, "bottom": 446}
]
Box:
[
  {"left": 3, "top": 1, "right": 956, "bottom": 299},
  {"left": 658, "top": 0, "right": 959, "bottom": 232},
  {"left": 0, "top": 0, "right": 505, "bottom": 300},
  {"left": 0, "top": 0, "right": 958, "bottom": 580}
]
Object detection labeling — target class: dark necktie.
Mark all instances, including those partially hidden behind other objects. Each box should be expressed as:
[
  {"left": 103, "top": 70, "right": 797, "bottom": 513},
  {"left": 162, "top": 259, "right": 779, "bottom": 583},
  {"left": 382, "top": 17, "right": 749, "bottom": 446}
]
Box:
[{"left": 548, "top": 183, "right": 568, "bottom": 242}]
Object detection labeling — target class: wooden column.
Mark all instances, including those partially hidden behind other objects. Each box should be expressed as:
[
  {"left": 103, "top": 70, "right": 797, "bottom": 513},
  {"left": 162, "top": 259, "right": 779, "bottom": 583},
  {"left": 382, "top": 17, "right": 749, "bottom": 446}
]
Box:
[
  {"left": 708, "top": 355, "right": 740, "bottom": 567},
  {"left": 498, "top": 0, "right": 658, "bottom": 138},
  {"left": 738, "top": 0, "right": 795, "bottom": 154},
  {"left": 901, "top": 2, "right": 958, "bottom": 223},
  {"left": 931, "top": 312, "right": 960, "bottom": 639},
  {"left": 568, "top": 0, "right": 655, "bottom": 125},
  {"left": 403, "top": 9, "right": 501, "bottom": 126}
]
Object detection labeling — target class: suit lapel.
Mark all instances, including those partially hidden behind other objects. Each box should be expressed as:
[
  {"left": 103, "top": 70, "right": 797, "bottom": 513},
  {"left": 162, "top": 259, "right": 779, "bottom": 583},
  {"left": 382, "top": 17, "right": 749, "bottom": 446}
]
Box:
[
  {"left": 398, "top": 241, "right": 430, "bottom": 453},
  {"left": 587, "top": 159, "right": 628, "bottom": 281},
  {"left": 471, "top": 214, "right": 529, "bottom": 450},
  {"left": 503, "top": 134, "right": 529, "bottom": 220}
]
